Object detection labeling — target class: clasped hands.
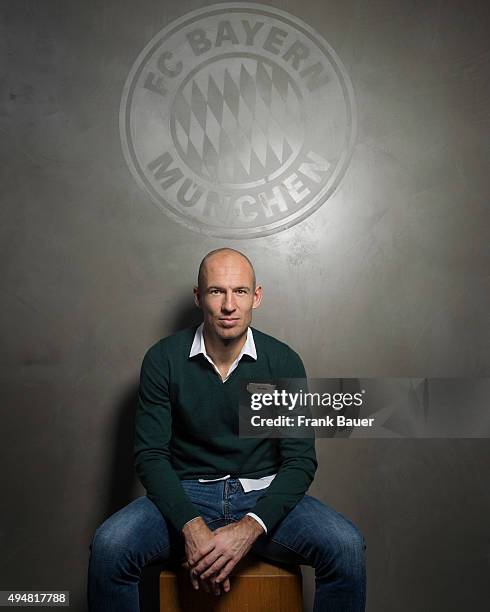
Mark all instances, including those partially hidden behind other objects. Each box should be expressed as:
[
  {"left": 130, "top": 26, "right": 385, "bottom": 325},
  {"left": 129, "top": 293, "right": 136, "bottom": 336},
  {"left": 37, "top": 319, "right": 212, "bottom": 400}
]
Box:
[{"left": 182, "top": 515, "right": 264, "bottom": 595}]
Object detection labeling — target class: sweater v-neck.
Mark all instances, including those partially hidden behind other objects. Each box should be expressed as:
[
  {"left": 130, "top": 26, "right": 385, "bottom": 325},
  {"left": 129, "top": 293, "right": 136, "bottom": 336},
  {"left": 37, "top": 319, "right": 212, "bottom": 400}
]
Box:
[{"left": 207, "top": 357, "right": 250, "bottom": 386}]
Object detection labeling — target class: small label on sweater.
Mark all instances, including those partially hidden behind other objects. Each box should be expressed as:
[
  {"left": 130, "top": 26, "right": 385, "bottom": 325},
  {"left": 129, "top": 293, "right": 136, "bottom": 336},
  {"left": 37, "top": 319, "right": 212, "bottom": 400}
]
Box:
[{"left": 246, "top": 382, "right": 277, "bottom": 395}]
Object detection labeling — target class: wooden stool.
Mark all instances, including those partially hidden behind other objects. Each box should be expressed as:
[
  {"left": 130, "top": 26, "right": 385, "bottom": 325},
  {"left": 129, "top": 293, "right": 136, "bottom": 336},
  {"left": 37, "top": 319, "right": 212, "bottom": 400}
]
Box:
[{"left": 159, "top": 554, "right": 303, "bottom": 611}]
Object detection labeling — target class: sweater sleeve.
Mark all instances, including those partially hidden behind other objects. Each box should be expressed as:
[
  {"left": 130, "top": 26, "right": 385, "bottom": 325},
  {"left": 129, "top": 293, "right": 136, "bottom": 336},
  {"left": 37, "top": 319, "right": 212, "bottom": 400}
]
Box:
[
  {"left": 249, "top": 349, "right": 317, "bottom": 532},
  {"left": 134, "top": 343, "right": 201, "bottom": 532}
]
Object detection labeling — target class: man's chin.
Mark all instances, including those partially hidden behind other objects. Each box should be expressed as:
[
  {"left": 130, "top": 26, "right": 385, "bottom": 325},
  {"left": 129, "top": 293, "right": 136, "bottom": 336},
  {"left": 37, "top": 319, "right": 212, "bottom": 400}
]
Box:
[{"left": 215, "top": 323, "right": 247, "bottom": 341}]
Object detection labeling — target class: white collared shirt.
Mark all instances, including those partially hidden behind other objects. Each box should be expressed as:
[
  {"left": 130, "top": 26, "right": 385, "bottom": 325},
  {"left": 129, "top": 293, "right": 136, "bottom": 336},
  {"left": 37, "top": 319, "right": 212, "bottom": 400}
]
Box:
[
  {"left": 189, "top": 322, "right": 257, "bottom": 382},
  {"left": 186, "top": 323, "right": 275, "bottom": 533}
]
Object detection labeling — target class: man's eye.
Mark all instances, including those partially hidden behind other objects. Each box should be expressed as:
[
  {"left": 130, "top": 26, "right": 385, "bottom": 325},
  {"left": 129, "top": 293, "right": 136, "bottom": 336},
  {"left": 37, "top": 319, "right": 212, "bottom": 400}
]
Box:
[
  {"left": 210, "top": 289, "right": 221, "bottom": 295},
  {"left": 236, "top": 290, "right": 246, "bottom": 295}
]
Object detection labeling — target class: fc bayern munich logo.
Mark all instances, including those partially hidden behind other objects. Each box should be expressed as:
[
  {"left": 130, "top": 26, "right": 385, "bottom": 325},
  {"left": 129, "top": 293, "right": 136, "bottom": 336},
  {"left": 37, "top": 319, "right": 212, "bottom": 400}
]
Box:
[{"left": 120, "top": 2, "right": 356, "bottom": 238}]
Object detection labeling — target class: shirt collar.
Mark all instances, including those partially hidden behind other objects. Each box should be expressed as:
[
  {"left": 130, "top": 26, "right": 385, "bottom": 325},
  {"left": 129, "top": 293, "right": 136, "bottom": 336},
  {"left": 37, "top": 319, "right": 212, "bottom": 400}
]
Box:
[{"left": 189, "top": 322, "right": 257, "bottom": 361}]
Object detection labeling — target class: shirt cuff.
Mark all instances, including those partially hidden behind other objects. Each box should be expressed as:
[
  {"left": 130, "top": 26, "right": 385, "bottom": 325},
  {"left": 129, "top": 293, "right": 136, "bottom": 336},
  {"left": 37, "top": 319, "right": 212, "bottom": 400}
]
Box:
[{"left": 246, "top": 512, "right": 267, "bottom": 534}]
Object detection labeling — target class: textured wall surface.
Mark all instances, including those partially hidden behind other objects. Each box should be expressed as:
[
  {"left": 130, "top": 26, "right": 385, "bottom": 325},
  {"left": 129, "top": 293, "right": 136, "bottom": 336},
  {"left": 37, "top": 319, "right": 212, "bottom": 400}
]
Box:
[{"left": 1, "top": 1, "right": 489, "bottom": 610}]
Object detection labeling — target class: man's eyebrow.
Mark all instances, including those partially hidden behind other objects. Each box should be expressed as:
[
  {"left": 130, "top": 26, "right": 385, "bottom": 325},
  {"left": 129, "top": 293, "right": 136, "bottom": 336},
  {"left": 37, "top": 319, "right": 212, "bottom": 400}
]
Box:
[
  {"left": 205, "top": 285, "right": 251, "bottom": 291},
  {"left": 205, "top": 286, "right": 225, "bottom": 292}
]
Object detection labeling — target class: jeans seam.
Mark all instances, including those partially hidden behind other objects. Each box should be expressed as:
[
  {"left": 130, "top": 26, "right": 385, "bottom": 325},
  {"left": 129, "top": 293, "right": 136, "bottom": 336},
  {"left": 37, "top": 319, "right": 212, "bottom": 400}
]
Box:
[
  {"left": 223, "top": 480, "right": 230, "bottom": 519},
  {"left": 267, "top": 537, "right": 310, "bottom": 565},
  {"left": 146, "top": 544, "right": 171, "bottom": 565}
]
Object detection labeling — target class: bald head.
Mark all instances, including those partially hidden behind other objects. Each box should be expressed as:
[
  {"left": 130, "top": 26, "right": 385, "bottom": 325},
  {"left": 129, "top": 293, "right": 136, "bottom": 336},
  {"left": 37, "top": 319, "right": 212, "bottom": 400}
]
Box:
[
  {"left": 194, "top": 248, "right": 262, "bottom": 343},
  {"left": 197, "top": 248, "right": 256, "bottom": 291}
]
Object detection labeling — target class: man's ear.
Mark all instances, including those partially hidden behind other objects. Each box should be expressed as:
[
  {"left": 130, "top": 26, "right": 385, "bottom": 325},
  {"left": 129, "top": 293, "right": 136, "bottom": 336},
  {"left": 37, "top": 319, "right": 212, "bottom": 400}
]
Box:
[
  {"left": 252, "top": 285, "right": 263, "bottom": 309},
  {"left": 193, "top": 286, "right": 201, "bottom": 308}
]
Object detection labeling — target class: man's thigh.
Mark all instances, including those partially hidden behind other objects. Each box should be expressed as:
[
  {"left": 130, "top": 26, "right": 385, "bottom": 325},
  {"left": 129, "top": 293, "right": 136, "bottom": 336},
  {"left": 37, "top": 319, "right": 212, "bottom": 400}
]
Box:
[
  {"left": 251, "top": 494, "right": 365, "bottom": 567},
  {"left": 90, "top": 496, "right": 182, "bottom": 566}
]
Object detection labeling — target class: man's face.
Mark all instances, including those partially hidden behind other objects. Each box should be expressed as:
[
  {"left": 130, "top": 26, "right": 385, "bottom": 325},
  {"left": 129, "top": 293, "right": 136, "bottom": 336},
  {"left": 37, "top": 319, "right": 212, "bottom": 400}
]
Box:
[{"left": 194, "top": 253, "right": 262, "bottom": 342}]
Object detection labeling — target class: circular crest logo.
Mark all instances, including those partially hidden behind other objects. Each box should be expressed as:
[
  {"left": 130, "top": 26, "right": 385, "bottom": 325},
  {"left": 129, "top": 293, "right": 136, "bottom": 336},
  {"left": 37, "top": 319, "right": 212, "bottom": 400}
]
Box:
[{"left": 120, "top": 2, "right": 356, "bottom": 238}]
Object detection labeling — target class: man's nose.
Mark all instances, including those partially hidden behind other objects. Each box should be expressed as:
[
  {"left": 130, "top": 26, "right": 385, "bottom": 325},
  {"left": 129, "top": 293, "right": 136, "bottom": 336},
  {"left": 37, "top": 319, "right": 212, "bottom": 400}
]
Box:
[{"left": 222, "top": 290, "right": 237, "bottom": 312}]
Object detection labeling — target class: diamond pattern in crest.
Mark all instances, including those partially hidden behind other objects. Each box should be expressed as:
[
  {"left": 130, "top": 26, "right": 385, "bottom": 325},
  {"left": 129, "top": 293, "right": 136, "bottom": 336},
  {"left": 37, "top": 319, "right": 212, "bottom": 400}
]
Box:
[{"left": 172, "top": 58, "right": 303, "bottom": 184}]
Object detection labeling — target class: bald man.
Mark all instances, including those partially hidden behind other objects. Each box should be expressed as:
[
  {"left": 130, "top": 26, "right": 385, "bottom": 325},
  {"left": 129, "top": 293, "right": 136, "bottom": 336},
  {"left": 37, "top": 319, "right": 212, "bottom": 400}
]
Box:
[{"left": 88, "top": 249, "right": 366, "bottom": 611}]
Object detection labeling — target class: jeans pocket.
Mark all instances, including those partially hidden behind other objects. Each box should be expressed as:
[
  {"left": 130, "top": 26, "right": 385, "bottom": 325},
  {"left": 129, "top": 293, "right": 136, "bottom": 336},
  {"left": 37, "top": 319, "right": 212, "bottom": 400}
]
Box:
[
  {"left": 180, "top": 479, "right": 202, "bottom": 497},
  {"left": 180, "top": 479, "right": 222, "bottom": 512}
]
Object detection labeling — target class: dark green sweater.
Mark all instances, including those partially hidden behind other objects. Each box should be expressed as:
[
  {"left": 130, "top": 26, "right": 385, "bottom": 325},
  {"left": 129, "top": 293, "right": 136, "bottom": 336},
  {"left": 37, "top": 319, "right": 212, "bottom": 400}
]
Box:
[{"left": 134, "top": 326, "right": 317, "bottom": 533}]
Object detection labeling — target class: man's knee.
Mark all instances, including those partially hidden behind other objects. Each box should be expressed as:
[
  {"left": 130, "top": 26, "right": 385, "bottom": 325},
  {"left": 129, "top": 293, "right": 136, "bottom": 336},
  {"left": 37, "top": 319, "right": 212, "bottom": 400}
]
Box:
[
  {"left": 89, "top": 520, "right": 135, "bottom": 577},
  {"left": 317, "top": 520, "right": 366, "bottom": 579}
]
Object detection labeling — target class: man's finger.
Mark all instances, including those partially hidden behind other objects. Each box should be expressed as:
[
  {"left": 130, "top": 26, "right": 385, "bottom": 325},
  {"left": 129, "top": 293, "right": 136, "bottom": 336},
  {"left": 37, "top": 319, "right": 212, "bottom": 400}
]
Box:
[
  {"left": 189, "top": 570, "right": 199, "bottom": 590},
  {"left": 200, "top": 555, "right": 228, "bottom": 580},
  {"left": 214, "top": 558, "right": 236, "bottom": 584},
  {"left": 222, "top": 577, "right": 231, "bottom": 593},
  {"left": 189, "top": 540, "right": 216, "bottom": 566},
  {"left": 193, "top": 548, "right": 222, "bottom": 575}
]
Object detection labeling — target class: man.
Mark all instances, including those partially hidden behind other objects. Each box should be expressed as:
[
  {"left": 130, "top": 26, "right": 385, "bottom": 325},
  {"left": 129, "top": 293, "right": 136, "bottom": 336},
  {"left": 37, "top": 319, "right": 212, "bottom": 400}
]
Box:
[{"left": 88, "top": 248, "right": 366, "bottom": 611}]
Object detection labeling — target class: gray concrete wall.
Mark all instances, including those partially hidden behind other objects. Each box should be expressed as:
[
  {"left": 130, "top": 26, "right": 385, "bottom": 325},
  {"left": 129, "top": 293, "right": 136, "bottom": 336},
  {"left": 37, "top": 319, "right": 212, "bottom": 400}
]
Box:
[{"left": 1, "top": 1, "right": 488, "bottom": 610}]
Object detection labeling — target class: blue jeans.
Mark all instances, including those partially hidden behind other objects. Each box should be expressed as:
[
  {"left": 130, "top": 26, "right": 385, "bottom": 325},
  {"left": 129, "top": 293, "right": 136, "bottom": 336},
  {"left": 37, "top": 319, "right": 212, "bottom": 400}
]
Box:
[{"left": 87, "top": 479, "right": 366, "bottom": 611}]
